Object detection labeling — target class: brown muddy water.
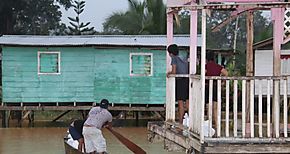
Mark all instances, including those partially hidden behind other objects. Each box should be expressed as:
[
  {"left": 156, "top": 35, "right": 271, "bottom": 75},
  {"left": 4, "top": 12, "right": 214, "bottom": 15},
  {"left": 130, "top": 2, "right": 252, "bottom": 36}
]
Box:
[{"left": 0, "top": 121, "right": 182, "bottom": 154}]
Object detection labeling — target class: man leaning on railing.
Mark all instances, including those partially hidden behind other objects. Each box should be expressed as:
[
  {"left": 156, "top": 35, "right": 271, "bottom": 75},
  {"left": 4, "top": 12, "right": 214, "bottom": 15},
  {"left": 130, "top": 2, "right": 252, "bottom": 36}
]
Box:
[
  {"left": 166, "top": 44, "right": 189, "bottom": 124},
  {"left": 205, "top": 52, "right": 228, "bottom": 128}
]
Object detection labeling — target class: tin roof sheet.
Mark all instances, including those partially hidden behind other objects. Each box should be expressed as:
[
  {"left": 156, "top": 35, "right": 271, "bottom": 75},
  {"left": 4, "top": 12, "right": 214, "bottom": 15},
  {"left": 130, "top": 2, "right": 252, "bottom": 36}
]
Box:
[{"left": 0, "top": 35, "right": 202, "bottom": 47}]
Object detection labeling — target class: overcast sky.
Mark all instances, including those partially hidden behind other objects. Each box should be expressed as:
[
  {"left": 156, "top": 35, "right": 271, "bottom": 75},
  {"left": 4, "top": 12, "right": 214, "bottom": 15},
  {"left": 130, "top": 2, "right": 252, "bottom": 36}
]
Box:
[
  {"left": 60, "top": 0, "right": 270, "bottom": 32},
  {"left": 61, "top": 0, "right": 129, "bottom": 32}
]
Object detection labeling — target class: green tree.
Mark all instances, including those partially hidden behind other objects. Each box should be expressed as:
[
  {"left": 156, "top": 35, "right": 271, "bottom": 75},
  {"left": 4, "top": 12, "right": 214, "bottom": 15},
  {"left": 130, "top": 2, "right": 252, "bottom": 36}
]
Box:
[
  {"left": 66, "top": 0, "right": 95, "bottom": 35},
  {"left": 103, "top": 0, "right": 166, "bottom": 35},
  {"left": 0, "top": 0, "right": 71, "bottom": 35},
  {"left": 174, "top": 11, "right": 190, "bottom": 34},
  {"left": 175, "top": 10, "right": 271, "bottom": 75},
  {"left": 232, "top": 11, "right": 272, "bottom": 75}
]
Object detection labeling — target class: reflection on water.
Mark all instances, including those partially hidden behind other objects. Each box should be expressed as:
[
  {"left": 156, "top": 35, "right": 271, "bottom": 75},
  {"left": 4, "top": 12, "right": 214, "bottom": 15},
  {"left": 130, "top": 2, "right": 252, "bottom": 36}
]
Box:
[{"left": 0, "top": 120, "right": 182, "bottom": 154}]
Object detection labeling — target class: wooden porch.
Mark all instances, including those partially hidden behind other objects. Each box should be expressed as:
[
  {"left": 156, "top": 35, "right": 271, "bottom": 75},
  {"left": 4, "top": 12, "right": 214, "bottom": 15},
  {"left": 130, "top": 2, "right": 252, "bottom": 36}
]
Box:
[
  {"left": 148, "top": 75, "right": 290, "bottom": 153},
  {"left": 148, "top": 0, "right": 290, "bottom": 153}
]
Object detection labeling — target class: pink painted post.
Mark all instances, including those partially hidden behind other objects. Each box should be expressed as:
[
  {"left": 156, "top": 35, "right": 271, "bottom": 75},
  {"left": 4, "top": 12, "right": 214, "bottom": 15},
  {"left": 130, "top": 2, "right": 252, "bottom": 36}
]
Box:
[
  {"left": 205, "top": 0, "right": 281, "bottom": 2},
  {"left": 189, "top": 11, "right": 198, "bottom": 75},
  {"left": 167, "top": 13, "right": 174, "bottom": 70},
  {"left": 271, "top": 7, "right": 284, "bottom": 138}
]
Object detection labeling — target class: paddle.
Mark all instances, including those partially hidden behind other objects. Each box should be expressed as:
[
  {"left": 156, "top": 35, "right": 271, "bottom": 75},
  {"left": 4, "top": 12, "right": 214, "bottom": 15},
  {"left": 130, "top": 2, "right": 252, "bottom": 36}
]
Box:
[{"left": 107, "top": 127, "right": 146, "bottom": 154}]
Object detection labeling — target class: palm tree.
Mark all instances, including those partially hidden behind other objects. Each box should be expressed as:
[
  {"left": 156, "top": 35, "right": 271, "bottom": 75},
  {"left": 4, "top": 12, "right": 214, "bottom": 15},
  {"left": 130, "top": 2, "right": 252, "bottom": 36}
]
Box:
[
  {"left": 143, "top": 0, "right": 166, "bottom": 34},
  {"left": 102, "top": 0, "right": 166, "bottom": 35}
]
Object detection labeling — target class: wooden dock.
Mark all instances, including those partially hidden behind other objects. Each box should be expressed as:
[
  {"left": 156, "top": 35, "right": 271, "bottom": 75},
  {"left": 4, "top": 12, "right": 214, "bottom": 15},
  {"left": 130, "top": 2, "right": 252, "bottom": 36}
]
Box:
[{"left": 148, "top": 121, "right": 290, "bottom": 153}]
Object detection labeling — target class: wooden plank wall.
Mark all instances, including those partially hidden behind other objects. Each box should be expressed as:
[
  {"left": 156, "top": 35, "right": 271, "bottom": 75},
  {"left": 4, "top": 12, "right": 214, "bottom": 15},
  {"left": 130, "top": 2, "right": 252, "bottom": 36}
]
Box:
[{"left": 2, "top": 46, "right": 176, "bottom": 104}]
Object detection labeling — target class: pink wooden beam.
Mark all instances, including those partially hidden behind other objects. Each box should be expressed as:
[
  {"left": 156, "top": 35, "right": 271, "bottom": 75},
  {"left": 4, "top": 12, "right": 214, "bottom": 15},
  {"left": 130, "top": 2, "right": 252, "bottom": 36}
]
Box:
[
  {"left": 167, "top": 13, "right": 174, "bottom": 72},
  {"left": 271, "top": 7, "right": 284, "bottom": 138},
  {"left": 205, "top": 0, "right": 282, "bottom": 3},
  {"left": 189, "top": 10, "right": 198, "bottom": 74},
  {"left": 271, "top": 8, "right": 284, "bottom": 45},
  {"left": 169, "top": 2, "right": 290, "bottom": 11}
]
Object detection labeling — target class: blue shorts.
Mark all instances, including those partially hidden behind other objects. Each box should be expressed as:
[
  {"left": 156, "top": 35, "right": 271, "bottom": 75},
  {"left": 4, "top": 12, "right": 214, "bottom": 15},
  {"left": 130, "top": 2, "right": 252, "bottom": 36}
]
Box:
[{"left": 69, "top": 126, "right": 82, "bottom": 140}]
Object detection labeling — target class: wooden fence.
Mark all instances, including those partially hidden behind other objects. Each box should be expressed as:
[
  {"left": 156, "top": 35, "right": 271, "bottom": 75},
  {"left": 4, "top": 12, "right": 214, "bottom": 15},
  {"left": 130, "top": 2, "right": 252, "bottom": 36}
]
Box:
[{"left": 166, "top": 75, "right": 289, "bottom": 142}]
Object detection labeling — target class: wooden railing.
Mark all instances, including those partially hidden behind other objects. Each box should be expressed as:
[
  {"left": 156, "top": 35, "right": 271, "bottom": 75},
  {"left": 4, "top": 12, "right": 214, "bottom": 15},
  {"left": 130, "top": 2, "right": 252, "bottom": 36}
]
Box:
[{"left": 166, "top": 75, "right": 290, "bottom": 141}]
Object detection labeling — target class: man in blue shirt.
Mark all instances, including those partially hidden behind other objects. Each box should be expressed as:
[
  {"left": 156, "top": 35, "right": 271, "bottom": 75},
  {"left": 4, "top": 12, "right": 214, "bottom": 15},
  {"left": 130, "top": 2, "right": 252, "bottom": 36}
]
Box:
[{"left": 166, "top": 44, "right": 189, "bottom": 124}]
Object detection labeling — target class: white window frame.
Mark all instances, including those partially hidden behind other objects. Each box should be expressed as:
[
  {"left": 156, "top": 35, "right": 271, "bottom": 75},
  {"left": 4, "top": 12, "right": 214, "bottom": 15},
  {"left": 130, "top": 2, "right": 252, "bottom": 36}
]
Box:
[
  {"left": 38, "top": 51, "right": 61, "bottom": 75},
  {"left": 129, "top": 53, "right": 153, "bottom": 76},
  {"left": 281, "top": 54, "right": 290, "bottom": 75}
]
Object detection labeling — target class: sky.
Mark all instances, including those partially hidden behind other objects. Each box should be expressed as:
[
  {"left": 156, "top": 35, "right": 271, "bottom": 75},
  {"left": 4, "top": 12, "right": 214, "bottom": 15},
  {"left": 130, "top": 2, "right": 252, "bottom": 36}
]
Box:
[
  {"left": 60, "top": 0, "right": 270, "bottom": 32},
  {"left": 61, "top": 0, "right": 130, "bottom": 32}
]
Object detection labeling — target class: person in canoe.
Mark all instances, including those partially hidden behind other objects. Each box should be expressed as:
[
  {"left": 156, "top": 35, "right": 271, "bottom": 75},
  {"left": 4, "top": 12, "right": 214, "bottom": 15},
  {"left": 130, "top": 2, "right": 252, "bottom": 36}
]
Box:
[{"left": 69, "top": 119, "right": 86, "bottom": 152}]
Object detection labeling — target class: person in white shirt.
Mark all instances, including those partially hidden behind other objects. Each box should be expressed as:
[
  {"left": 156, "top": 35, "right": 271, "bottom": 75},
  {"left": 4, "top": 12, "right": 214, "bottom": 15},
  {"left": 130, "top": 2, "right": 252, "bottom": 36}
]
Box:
[{"left": 83, "top": 99, "right": 113, "bottom": 154}]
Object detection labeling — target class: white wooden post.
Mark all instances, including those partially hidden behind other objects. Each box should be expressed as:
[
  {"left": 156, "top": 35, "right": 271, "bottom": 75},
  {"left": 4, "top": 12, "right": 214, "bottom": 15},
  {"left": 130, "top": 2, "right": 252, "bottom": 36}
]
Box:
[
  {"left": 233, "top": 80, "right": 238, "bottom": 137},
  {"left": 258, "top": 80, "right": 263, "bottom": 137},
  {"left": 283, "top": 79, "right": 288, "bottom": 137},
  {"left": 217, "top": 80, "right": 221, "bottom": 137},
  {"left": 192, "top": 79, "right": 202, "bottom": 134},
  {"left": 273, "top": 80, "right": 280, "bottom": 138},
  {"left": 189, "top": 8, "right": 198, "bottom": 131},
  {"left": 250, "top": 80, "right": 255, "bottom": 138},
  {"left": 208, "top": 79, "right": 213, "bottom": 136},
  {"left": 242, "top": 80, "right": 246, "bottom": 137},
  {"left": 226, "top": 80, "right": 230, "bottom": 137},
  {"left": 166, "top": 77, "right": 176, "bottom": 121},
  {"left": 166, "top": 12, "right": 174, "bottom": 122},
  {"left": 267, "top": 80, "right": 271, "bottom": 138},
  {"left": 200, "top": 9, "right": 207, "bottom": 143}
]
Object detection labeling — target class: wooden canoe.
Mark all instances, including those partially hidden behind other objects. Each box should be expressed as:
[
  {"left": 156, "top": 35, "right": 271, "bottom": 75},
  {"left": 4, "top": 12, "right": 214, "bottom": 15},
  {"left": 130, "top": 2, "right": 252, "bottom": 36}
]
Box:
[{"left": 64, "top": 136, "right": 83, "bottom": 154}]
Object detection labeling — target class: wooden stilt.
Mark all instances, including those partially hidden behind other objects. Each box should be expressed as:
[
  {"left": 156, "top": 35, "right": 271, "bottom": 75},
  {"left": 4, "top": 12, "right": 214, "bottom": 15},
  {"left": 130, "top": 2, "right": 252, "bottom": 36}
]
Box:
[
  {"left": 52, "top": 110, "right": 71, "bottom": 122},
  {"left": 16, "top": 111, "right": 23, "bottom": 127},
  {"left": 81, "top": 110, "right": 87, "bottom": 119},
  {"left": 154, "top": 111, "right": 165, "bottom": 120},
  {"left": 135, "top": 111, "right": 139, "bottom": 127},
  {"left": 2, "top": 111, "right": 5, "bottom": 127},
  {"left": 22, "top": 111, "right": 32, "bottom": 119},
  {"left": 2, "top": 110, "right": 10, "bottom": 128},
  {"left": 28, "top": 111, "right": 35, "bottom": 127}
]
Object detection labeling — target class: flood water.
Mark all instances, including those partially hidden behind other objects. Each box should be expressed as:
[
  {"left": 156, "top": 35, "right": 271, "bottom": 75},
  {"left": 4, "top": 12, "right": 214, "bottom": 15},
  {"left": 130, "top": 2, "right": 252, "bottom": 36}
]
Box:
[{"left": 0, "top": 121, "right": 182, "bottom": 154}]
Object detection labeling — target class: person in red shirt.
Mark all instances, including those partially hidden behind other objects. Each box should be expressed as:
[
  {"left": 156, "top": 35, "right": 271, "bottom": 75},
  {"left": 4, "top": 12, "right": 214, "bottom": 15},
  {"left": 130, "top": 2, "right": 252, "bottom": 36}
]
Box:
[{"left": 205, "top": 53, "right": 228, "bottom": 127}]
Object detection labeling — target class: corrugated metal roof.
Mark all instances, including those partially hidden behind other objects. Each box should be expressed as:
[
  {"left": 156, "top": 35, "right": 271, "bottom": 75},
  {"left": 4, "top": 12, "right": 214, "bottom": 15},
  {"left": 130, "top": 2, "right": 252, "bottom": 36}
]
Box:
[{"left": 0, "top": 35, "right": 202, "bottom": 47}]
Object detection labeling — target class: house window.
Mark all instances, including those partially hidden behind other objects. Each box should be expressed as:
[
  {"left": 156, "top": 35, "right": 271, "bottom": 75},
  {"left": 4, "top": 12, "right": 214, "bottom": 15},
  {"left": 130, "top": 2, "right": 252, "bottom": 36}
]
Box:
[
  {"left": 281, "top": 55, "right": 290, "bottom": 75},
  {"left": 38, "top": 52, "right": 60, "bottom": 75},
  {"left": 130, "top": 53, "right": 153, "bottom": 76}
]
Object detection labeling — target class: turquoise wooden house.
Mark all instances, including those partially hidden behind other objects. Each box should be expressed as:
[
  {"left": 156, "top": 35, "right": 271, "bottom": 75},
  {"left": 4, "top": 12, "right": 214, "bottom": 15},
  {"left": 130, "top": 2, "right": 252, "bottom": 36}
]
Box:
[{"left": 0, "top": 35, "right": 200, "bottom": 106}]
